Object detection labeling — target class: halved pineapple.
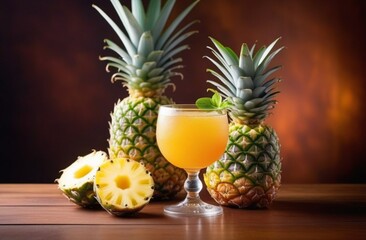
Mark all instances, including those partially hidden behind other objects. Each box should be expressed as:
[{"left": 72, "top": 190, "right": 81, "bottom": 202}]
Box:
[
  {"left": 94, "top": 158, "right": 154, "bottom": 216},
  {"left": 57, "top": 150, "right": 108, "bottom": 208}
]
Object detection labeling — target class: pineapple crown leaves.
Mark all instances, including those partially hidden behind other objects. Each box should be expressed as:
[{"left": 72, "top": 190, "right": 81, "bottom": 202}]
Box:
[
  {"left": 92, "top": 0, "right": 199, "bottom": 95},
  {"left": 205, "top": 36, "right": 284, "bottom": 122}
]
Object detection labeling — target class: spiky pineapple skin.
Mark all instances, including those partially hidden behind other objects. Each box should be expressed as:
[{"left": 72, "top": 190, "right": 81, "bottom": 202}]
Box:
[
  {"left": 204, "top": 122, "right": 281, "bottom": 208},
  {"left": 61, "top": 181, "right": 99, "bottom": 208},
  {"left": 108, "top": 95, "right": 187, "bottom": 199}
]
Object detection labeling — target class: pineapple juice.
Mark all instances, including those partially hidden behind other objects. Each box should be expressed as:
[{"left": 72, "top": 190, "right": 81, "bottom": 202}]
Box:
[{"left": 157, "top": 107, "right": 228, "bottom": 170}]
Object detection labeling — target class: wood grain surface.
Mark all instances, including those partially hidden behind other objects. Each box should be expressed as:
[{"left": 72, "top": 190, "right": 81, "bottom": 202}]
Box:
[{"left": 0, "top": 184, "right": 365, "bottom": 240}]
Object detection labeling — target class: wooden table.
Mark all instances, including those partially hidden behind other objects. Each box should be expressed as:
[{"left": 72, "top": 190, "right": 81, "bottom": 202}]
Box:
[{"left": 0, "top": 184, "right": 365, "bottom": 240}]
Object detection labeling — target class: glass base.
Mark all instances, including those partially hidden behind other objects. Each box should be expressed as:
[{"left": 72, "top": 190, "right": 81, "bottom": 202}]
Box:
[{"left": 164, "top": 198, "right": 223, "bottom": 217}]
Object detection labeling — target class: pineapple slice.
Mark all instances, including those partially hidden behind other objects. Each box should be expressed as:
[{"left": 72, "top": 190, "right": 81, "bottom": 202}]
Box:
[
  {"left": 57, "top": 150, "right": 107, "bottom": 208},
  {"left": 94, "top": 158, "right": 154, "bottom": 216}
]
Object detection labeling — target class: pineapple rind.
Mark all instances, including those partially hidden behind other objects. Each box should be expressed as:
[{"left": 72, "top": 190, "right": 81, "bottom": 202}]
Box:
[
  {"left": 205, "top": 123, "right": 281, "bottom": 208},
  {"left": 108, "top": 96, "right": 186, "bottom": 199},
  {"left": 61, "top": 181, "right": 97, "bottom": 208}
]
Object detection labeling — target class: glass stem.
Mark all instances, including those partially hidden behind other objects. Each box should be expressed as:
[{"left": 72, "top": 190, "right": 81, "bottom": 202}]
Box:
[
  {"left": 163, "top": 169, "right": 223, "bottom": 216},
  {"left": 184, "top": 170, "right": 202, "bottom": 202}
]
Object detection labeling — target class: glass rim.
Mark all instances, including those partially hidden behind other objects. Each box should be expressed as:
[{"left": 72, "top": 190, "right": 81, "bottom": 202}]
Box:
[{"left": 159, "top": 104, "right": 227, "bottom": 114}]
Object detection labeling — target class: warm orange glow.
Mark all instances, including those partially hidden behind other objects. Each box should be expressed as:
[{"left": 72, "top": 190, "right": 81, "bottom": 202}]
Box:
[
  {"left": 2, "top": 0, "right": 365, "bottom": 183},
  {"left": 179, "top": 0, "right": 365, "bottom": 183}
]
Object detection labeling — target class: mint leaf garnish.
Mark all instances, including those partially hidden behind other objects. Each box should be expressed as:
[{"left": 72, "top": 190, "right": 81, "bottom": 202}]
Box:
[
  {"left": 195, "top": 97, "right": 217, "bottom": 109},
  {"left": 195, "top": 90, "right": 232, "bottom": 110}
]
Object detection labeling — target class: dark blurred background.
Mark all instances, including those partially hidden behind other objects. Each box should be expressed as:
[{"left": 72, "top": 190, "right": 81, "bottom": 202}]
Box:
[{"left": 1, "top": 0, "right": 365, "bottom": 183}]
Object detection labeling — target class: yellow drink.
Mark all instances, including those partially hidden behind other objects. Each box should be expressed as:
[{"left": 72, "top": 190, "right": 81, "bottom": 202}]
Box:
[{"left": 157, "top": 106, "right": 228, "bottom": 170}]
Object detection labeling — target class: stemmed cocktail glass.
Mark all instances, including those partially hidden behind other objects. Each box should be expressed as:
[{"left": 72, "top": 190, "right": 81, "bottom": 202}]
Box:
[{"left": 156, "top": 104, "right": 228, "bottom": 216}]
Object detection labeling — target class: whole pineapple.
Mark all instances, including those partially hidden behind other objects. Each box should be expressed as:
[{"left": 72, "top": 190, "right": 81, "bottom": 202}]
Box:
[
  {"left": 93, "top": 0, "right": 199, "bottom": 199},
  {"left": 203, "top": 37, "right": 283, "bottom": 208}
]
